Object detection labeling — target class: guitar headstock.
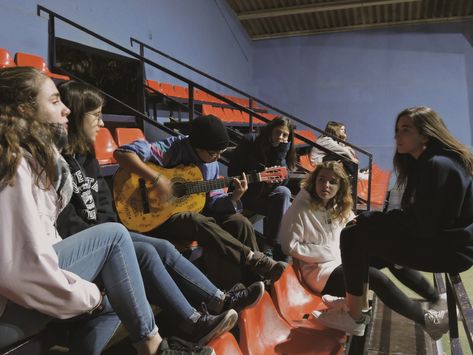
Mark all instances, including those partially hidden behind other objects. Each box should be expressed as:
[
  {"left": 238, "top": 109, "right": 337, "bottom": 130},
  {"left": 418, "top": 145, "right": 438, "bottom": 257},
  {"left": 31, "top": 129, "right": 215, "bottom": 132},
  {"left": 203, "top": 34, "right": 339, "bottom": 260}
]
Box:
[{"left": 258, "top": 166, "right": 288, "bottom": 183}]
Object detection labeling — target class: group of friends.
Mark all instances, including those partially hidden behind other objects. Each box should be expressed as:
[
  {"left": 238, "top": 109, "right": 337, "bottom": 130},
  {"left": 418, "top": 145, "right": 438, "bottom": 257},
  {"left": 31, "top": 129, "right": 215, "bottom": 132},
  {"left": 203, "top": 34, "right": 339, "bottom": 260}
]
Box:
[{"left": 1, "top": 66, "right": 473, "bottom": 354}]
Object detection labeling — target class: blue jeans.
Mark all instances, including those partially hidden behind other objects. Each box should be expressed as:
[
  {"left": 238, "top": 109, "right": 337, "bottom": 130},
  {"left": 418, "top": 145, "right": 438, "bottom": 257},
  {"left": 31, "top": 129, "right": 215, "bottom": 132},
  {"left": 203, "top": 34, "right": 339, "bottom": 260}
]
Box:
[
  {"left": 0, "top": 223, "right": 158, "bottom": 354},
  {"left": 130, "top": 233, "right": 225, "bottom": 326}
]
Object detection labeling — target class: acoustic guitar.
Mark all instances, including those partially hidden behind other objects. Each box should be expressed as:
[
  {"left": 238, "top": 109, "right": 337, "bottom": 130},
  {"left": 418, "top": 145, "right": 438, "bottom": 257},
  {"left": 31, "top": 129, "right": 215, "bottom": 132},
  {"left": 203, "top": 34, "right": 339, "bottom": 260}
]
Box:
[{"left": 113, "top": 163, "right": 288, "bottom": 232}]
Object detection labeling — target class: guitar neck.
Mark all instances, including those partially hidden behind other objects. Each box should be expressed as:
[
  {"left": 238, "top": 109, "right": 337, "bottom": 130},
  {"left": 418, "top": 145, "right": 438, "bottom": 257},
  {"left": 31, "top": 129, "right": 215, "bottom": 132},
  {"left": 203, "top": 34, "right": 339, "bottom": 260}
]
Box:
[{"left": 184, "top": 174, "right": 258, "bottom": 195}]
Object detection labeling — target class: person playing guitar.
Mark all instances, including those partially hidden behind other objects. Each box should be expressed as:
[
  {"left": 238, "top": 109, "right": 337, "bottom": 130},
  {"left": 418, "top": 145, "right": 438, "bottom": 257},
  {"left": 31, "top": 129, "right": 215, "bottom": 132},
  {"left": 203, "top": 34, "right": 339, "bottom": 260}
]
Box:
[{"left": 114, "top": 114, "right": 287, "bottom": 288}]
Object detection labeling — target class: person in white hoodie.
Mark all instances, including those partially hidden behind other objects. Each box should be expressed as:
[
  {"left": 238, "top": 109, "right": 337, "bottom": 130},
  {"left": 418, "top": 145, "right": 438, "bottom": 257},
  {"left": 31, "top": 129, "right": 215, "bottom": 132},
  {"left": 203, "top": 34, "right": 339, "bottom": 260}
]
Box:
[
  {"left": 0, "top": 67, "right": 214, "bottom": 355},
  {"left": 279, "top": 161, "right": 447, "bottom": 339}
]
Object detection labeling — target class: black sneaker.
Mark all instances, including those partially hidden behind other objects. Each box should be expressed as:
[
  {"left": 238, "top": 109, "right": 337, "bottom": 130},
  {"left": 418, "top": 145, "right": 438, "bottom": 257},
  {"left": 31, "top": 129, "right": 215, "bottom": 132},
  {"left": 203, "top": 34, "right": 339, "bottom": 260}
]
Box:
[
  {"left": 224, "top": 281, "right": 265, "bottom": 313},
  {"left": 158, "top": 337, "right": 215, "bottom": 355},
  {"left": 190, "top": 306, "right": 238, "bottom": 345},
  {"left": 249, "top": 251, "right": 287, "bottom": 282}
]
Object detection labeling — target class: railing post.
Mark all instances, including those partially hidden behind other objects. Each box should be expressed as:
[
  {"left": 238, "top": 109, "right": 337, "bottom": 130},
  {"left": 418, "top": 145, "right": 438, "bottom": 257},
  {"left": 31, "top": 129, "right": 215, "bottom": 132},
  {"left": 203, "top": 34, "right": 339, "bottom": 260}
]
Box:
[{"left": 188, "top": 84, "right": 194, "bottom": 121}]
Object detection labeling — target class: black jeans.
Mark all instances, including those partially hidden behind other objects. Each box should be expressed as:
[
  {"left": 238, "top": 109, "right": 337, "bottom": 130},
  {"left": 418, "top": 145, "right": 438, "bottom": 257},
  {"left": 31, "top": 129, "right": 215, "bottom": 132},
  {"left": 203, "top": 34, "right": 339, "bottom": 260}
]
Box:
[
  {"left": 340, "top": 212, "right": 472, "bottom": 297},
  {"left": 153, "top": 212, "right": 260, "bottom": 289}
]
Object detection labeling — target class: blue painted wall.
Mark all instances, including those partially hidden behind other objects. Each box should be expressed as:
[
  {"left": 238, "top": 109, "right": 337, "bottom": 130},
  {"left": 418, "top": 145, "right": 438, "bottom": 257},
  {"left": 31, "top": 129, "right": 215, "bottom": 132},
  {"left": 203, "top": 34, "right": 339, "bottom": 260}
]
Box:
[
  {"left": 253, "top": 23, "right": 473, "bottom": 170},
  {"left": 2, "top": 1, "right": 473, "bottom": 172},
  {"left": 0, "top": 0, "right": 253, "bottom": 92}
]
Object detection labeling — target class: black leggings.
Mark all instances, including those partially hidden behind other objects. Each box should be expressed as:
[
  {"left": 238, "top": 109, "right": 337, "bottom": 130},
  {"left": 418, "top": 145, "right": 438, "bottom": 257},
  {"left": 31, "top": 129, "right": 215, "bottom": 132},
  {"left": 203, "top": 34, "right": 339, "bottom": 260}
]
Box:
[
  {"left": 370, "top": 257, "right": 439, "bottom": 302},
  {"left": 322, "top": 265, "right": 426, "bottom": 324}
]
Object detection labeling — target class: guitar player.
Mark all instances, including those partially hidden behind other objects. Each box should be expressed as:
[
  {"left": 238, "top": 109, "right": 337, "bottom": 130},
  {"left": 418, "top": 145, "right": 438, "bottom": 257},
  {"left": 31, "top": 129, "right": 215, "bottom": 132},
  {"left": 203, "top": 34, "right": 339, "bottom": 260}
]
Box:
[{"left": 114, "top": 115, "right": 287, "bottom": 288}]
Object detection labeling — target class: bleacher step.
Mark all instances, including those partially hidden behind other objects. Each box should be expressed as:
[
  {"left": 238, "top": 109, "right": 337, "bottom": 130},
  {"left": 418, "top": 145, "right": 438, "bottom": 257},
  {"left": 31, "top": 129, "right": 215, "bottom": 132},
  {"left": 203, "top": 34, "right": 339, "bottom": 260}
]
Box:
[{"left": 364, "top": 295, "right": 439, "bottom": 355}]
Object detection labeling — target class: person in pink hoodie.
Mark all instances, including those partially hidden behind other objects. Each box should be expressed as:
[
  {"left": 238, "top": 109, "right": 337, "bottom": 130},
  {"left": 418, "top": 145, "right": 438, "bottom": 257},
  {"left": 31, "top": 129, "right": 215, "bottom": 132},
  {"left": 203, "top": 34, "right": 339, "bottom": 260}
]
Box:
[{"left": 0, "top": 67, "right": 214, "bottom": 355}]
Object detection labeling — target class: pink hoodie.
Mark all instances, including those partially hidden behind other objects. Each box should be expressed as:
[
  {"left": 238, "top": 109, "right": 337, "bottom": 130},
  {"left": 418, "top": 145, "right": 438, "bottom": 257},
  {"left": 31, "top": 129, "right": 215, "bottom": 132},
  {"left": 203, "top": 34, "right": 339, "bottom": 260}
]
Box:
[{"left": 0, "top": 157, "right": 101, "bottom": 319}]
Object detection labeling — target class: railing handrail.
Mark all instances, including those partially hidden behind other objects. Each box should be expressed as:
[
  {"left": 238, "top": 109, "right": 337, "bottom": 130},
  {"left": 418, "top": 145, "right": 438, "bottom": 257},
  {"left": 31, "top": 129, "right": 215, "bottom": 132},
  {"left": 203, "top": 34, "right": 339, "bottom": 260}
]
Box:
[
  {"left": 129, "top": 37, "right": 371, "bottom": 157},
  {"left": 37, "top": 4, "right": 373, "bottom": 209}
]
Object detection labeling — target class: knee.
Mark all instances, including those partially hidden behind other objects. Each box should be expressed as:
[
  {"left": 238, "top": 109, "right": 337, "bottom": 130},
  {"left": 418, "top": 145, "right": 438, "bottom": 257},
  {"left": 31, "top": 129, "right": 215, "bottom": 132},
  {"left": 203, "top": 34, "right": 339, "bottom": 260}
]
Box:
[
  {"left": 133, "top": 242, "right": 158, "bottom": 265},
  {"left": 228, "top": 214, "right": 253, "bottom": 231},
  {"left": 368, "top": 267, "right": 391, "bottom": 288},
  {"left": 340, "top": 225, "right": 359, "bottom": 251}
]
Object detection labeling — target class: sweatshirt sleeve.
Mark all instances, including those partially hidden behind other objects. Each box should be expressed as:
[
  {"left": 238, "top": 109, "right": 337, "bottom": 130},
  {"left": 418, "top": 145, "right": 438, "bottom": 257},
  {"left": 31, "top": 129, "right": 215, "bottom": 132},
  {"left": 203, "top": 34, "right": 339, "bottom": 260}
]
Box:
[{"left": 0, "top": 160, "right": 101, "bottom": 319}]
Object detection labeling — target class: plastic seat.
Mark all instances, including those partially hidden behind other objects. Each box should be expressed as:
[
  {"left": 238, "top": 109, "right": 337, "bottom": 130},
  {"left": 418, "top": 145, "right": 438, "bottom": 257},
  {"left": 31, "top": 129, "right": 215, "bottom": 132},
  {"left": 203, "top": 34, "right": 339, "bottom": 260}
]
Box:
[
  {"left": 294, "top": 130, "right": 317, "bottom": 146},
  {"left": 145, "top": 79, "right": 161, "bottom": 94},
  {"left": 0, "top": 48, "right": 15, "bottom": 68},
  {"left": 239, "top": 291, "right": 344, "bottom": 355},
  {"left": 172, "top": 85, "right": 188, "bottom": 99},
  {"left": 15, "top": 52, "right": 69, "bottom": 81},
  {"left": 114, "top": 127, "right": 145, "bottom": 146},
  {"left": 94, "top": 127, "right": 117, "bottom": 165},
  {"left": 207, "top": 332, "right": 243, "bottom": 355},
  {"left": 272, "top": 263, "right": 327, "bottom": 329},
  {"left": 357, "top": 163, "right": 391, "bottom": 209},
  {"left": 159, "top": 82, "right": 176, "bottom": 97},
  {"left": 298, "top": 154, "right": 315, "bottom": 172}
]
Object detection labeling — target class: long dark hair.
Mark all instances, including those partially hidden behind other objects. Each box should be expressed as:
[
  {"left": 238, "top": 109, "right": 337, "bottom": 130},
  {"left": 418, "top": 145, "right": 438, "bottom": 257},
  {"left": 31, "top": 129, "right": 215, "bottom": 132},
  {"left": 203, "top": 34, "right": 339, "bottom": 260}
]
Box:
[
  {"left": 255, "top": 116, "right": 297, "bottom": 170},
  {"left": 58, "top": 81, "right": 105, "bottom": 155},
  {"left": 394, "top": 106, "right": 473, "bottom": 188},
  {"left": 0, "top": 67, "right": 58, "bottom": 190}
]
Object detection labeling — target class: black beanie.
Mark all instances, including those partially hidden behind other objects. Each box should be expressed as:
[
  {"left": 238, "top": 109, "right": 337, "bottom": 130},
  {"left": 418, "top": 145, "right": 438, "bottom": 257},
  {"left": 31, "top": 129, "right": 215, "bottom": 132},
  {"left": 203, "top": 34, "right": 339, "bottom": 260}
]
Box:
[{"left": 189, "top": 115, "right": 229, "bottom": 151}]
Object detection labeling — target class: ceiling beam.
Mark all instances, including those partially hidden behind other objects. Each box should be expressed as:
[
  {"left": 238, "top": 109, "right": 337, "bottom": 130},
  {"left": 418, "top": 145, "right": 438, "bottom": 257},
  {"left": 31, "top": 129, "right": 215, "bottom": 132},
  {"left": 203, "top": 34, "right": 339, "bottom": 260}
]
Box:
[
  {"left": 250, "top": 15, "right": 473, "bottom": 40},
  {"left": 237, "top": 0, "right": 423, "bottom": 20}
]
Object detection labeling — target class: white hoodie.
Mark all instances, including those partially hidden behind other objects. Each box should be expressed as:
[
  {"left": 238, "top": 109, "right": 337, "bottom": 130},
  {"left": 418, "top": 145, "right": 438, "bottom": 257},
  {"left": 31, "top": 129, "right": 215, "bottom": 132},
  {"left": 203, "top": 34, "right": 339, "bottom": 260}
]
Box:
[{"left": 279, "top": 189, "right": 354, "bottom": 292}]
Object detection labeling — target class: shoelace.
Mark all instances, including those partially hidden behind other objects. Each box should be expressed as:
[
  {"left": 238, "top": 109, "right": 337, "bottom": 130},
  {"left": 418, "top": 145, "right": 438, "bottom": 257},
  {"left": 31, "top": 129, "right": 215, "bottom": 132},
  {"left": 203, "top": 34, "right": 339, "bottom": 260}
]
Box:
[{"left": 425, "top": 311, "right": 440, "bottom": 325}]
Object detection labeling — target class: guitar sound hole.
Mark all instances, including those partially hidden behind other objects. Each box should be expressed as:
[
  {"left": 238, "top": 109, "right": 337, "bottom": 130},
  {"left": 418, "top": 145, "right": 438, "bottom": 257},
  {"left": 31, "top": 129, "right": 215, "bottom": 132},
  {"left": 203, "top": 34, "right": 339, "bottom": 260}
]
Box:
[{"left": 172, "top": 182, "right": 187, "bottom": 198}]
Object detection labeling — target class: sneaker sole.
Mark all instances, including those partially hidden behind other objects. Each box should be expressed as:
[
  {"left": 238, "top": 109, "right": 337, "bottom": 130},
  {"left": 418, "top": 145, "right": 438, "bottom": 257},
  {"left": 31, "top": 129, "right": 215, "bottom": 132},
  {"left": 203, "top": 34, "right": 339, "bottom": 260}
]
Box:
[
  {"left": 311, "top": 310, "right": 366, "bottom": 337},
  {"left": 197, "top": 309, "right": 238, "bottom": 346}
]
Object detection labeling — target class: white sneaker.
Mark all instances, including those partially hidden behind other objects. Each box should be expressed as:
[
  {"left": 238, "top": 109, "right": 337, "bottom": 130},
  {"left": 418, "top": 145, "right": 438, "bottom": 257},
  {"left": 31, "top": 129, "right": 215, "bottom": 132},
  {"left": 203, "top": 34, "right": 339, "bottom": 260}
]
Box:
[
  {"left": 312, "top": 307, "right": 368, "bottom": 336},
  {"left": 322, "top": 294, "right": 345, "bottom": 309},
  {"left": 424, "top": 309, "right": 449, "bottom": 341}
]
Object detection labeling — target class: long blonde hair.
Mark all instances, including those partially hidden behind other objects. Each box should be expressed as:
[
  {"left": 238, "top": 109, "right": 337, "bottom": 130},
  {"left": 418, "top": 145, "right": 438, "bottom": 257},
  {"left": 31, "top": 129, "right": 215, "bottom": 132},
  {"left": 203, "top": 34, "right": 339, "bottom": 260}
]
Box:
[
  {"left": 0, "top": 67, "right": 57, "bottom": 190},
  {"left": 302, "top": 161, "right": 353, "bottom": 222}
]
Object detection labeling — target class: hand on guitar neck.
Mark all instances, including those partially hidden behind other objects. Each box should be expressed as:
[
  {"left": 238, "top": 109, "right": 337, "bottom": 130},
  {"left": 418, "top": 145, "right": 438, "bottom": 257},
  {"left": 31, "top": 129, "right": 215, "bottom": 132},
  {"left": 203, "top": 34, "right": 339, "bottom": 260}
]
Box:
[{"left": 230, "top": 172, "right": 248, "bottom": 202}]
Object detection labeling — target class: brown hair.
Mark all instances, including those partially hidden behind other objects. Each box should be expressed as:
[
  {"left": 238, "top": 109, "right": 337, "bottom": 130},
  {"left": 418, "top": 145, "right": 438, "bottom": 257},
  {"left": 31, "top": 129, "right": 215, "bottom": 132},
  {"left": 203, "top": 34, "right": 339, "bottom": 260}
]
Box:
[
  {"left": 59, "top": 80, "right": 105, "bottom": 155},
  {"left": 302, "top": 160, "right": 353, "bottom": 222},
  {"left": 0, "top": 67, "right": 57, "bottom": 190},
  {"left": 394, "top": 106, "right": 473, "bottom": 189},
  {"left": 256, "top": 116, "right": 297, "bottom": 170}
]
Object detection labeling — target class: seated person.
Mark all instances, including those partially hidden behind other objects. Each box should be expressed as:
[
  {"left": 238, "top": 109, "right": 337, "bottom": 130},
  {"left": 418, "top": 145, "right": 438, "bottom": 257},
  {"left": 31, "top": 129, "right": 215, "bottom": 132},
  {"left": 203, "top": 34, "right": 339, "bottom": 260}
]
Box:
[
  {"left": 113, "top": 114, "right": 286, "bottom": 289},
  {"left": 56, "top": 81, "right": 266, "bottom": 345},
  {"left": 228, "top": 116, "right": 296, "bottom": 261},
  {"left": 0, "top": 66, "right": 213, "bottom": 355},
  {"left": 280, "top": 161, "right": 446, "bottom": 339}
]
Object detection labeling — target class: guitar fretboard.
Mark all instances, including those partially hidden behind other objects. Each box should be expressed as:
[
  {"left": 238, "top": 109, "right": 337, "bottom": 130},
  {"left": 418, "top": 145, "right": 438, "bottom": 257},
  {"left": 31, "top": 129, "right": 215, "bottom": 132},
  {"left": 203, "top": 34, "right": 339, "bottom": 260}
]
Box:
[{"left": 183, "top": 174, "right": 258, "bottom": 195}]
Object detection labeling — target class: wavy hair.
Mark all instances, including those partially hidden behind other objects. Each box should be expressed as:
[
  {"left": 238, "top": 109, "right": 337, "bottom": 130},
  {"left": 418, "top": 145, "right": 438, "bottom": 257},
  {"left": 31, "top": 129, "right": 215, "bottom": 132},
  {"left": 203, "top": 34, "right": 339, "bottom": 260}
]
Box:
[
  {"left": 255, "top": 116, "right": 297, "bottom": 170},
  {"left": 58, "top": 80, "right": 105, "bottom": 155},
  {"left": 302, "top": 160, "right": 353, "bottom": 222},
  {"left": 0, "top": 67, "right": 57, "bottom": 190},
  {"left": 394, "top": 106, "right": 473, "bottom": 190}
]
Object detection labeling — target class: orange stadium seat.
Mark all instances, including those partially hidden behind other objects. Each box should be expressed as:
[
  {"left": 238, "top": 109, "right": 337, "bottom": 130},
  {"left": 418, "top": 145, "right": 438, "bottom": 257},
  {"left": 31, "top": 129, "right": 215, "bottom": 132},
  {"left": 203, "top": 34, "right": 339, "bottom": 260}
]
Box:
[
  {"left": 172, "top": 85, "right": 188, "bottom": 99},
  {"left": 145, "top": 79, "right": 161, "bottom": 94},
  {"left": 239, "top": 291, "right": 344, "bottom": 355},
  {"left": 294, "top": 129, "right": 317, "bottom": 146},
  {"left": 207, "top": 332, "right": 243, "bottom": 355},
  {"left": 357, "top": 163, "right": 391, "bottom": 210},
  {"left": 0, "top": 48, "right": 15, "bottom": 68},
  {"left": 272, "top": 263, "right": 331, "bottom": 330},
  {"left": 94, "top": 127, "right": 117, "bottom": 165},
  {"left": 15, "top": 52, "right": 69, "bottom": 81},
  {"left": 299, "top": 154, "right": 315, "bottom": 171},
  {"left": 114, "top": 127, "right": 145, "bottom": 146}
]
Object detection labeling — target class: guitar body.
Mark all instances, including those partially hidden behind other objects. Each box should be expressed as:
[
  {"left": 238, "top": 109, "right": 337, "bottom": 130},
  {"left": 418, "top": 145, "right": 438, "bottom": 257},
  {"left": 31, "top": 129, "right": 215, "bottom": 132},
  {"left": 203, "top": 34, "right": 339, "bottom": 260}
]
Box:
[{"left": 113, "top": 164, "right": 206, "bottom": 232}]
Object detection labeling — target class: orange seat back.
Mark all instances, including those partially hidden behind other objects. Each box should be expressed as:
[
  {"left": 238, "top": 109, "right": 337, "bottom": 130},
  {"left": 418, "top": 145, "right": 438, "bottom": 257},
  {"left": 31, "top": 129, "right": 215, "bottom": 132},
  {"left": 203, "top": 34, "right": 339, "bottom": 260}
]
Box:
[
  {"left": 207, "top": 332, "right": 243, "bottom": 355},
  {"left": 299, "top": 154, "right": 315, "bottom": 172},
  {"left": 15, "top": 52, "right": 69, "bottom": 80},
  {"left": 294, "top": 129, "right": 317, "bottom": 146},
  {"left": 114, "top": 128, "right": 145, "bottom": 147},
  {"left": 239, "top": 291, "right": 292, "bottom": 355},
  {"left": 272, "top": 263, "right": 326, "bottom": 329},
  {"left": 0, "top": 48, "right": 15, "bottom": 68},
  {"left": 94, "top": 127, "right": 117, "bottom": 165}
]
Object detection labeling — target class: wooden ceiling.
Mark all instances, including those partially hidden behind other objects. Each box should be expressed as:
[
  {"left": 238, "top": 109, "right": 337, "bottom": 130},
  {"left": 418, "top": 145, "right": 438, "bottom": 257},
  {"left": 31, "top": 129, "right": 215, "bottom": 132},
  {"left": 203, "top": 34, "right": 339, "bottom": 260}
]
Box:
[{"left": 226, "top": 0, "right": 473, "bottom": 40}]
